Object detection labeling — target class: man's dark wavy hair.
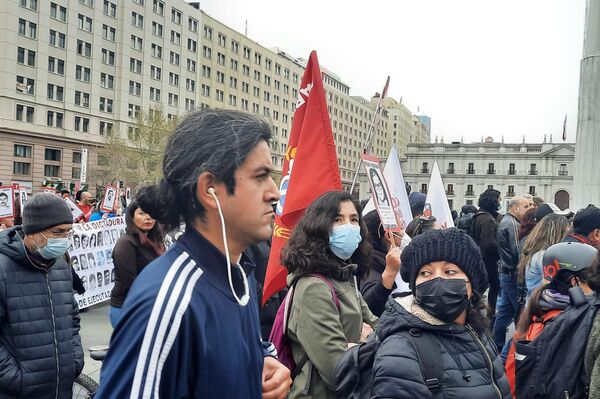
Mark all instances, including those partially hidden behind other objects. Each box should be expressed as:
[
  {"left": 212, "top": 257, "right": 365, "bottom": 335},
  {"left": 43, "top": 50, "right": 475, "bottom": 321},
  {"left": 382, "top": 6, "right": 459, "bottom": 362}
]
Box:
[
  {"left": 478, "top": 188, "right": 501, "bottom": 213},
  {"left": 282, "top": 191, "right": 371, "bottom": 279}
]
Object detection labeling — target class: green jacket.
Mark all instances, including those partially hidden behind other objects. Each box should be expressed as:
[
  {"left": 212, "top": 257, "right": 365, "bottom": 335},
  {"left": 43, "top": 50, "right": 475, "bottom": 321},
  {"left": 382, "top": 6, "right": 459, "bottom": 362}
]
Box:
[{"left": 287, "top": 273, "right": 378, "bottom": 399}]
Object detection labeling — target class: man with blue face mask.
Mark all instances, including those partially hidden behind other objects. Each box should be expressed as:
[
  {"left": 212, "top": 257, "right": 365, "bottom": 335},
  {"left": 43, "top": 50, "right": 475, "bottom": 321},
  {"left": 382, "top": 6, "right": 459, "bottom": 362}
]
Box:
[{"left": 0, "top": 193, "right": 83, "bottom": 398}]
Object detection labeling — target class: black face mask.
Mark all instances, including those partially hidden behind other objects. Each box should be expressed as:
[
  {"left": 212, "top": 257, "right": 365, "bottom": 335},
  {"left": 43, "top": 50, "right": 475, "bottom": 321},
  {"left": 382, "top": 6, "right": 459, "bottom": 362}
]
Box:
[{"left": 414, "top": 277, "right": 469, "bottom": 323}]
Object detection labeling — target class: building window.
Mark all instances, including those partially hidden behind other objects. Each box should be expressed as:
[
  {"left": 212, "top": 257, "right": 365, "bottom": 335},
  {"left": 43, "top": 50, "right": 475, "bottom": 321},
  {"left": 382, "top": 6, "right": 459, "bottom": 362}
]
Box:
[
  {"left": 47, "top": 110, "right": 64, "bottom": 128},
  {"left": 74, "top": 91, "right": 90, "bottom": 108},
  {"left": 487, "top": 163, "right": 495, "bottom": 174},
  {"left": 99, "top": 121, "right": 113, "bottom": 136},
  {"left": 466, "top": 184, "right": 474, "bottom": 195},
  {"left": 559, "top": 163, "right": 568, "bottom": 176},
  {"left": 99, "top": 97, "right": 113, "bottom": 113},
  {"left": 243, "top": 46, "right": 251, "bottom": 59},
  {"left": 47, "top": 84, "right": 64, "bottom": 101},
  {"left": 188, "top": 17, "right": 198, "bottom": 32},
  {"left": 169, "top": 51, "right": 180, "bottom": 66},
  {"left": 18, "top": 19, "right": 37, "bottom": 39},
  {"left": 77, "top": 14, "right": 93, "bottom": 32},
  {"left": 13, "top": 162, "right": 31, "bottom": 175},
  {"left": 128, "top": 103, "right": 141, "bottom": 118},
  {"left": 48, "top": 57, "right": 65, "bottom": 75},
  {"left": 76, "top": 40, "right": 92, "bottom": 57},
  {"left": 215, "top": 89, "right": 224, "bottom": 102},
  {"left": 131, "top": 35, "right": 143, "bottom": 50},
  {"left": 170, "top": 30, "right": 181, "bottom": 45},
  {"left": 45, "top": 148, "right": 61, "bottom": 161},
  {"left": 446, "top": 184, "right": 454, "bottom": 195},
  {"left": 152, "top": 21, "right": 163, "bottom": 37},
  {"left": 72, "top": 167, "right": 81, "bottom": 180},
  {"left": 201, "top": 84, "right": 210, "bottom": 97},
  {"left": 150, "top": 65, "right": 162, "bottom": 80},
  {"left": 529, "top": 186, "right": 536, "bottom": 195},
  {"left": 229, "top": 94, "right": 236, "bottom": 106},
  {"left": 50, "top": 3, "right": 67, "bottom": 22},
  {"left": 186, "top": 59, "right": 196, "bottom": 72},
  {"left": 529, "top": 163, "right": 538, "bottom": 175},
  {"left": 169, "top": 72, "right": 179, "bottom": 86},
  {"left": 102, "top": 24, "right": 116, "bottom": 41},
  {"left": 19, "top": 0, "right": 37, "bottom": 11},
  {"left": 150, "top": 87, "right": 161, "bottom": 102},
  {"left": 187, "top": 39, "right": 197, "bottom": 53},
  {"left": 186, "top": 78, "right": 196, "bottom": 92},
  {"left": 100, "top": 73, "right": 114, "bottom": 89},
  {"left": 421, "top": 184, "right": 428, "bottom": 194},
  {"left": 507, "top": 185, "right": 515, "bottom": 196},
  {"left": 421, "top": 162, "right": 429, "bottom": 173},
  {"left": 73, "top": 152, "right": 82, "bottom": 163},
  {"left": 49, "top": 30, "right": 67, "bottom": 48},
  {"left": 104, "top": 0, "right": 117, "bottom": 17},
  {"left": 153, "top": 0, "right": 164, "bottom": 15},
  {"left": 129, "top": 58, "right": 142, "bottom": 73},
  {"left": 16, "top": 76, "right": 35, "bottom": 95},
  {"left": 168, "top": 93, "right": 178, "bottom": 107},
  {"left": 150, "top": 43, "right": 162, "bottom": 58},
  {"left": 74, "top": 116, "right": 90, "bottom": 133},
  {"left": 171, "top": 8, "right": 182, "bottom": 24},
  {"left": 202, "top": 45, "right": 211, "bottom": 58},
  {"left": 447, "top": 162, "right": 455, "bottom": 174},
  {"left": 203, "top": 25, "right": 213, "bottom": 40},
  {"left": 17, "top": 47, "right": 35, "bottom": 66},
  {"left": 131, "top": 12, "right": 144, "bottom": 28},
  {"left": 467, "top": 162, "right": 475, "bottom": 174},
  {"left": 79, "top": 0, "right": 93, "bottom": 7},
  {"left": 508, "top": 163, "right": 516, "bottom": 175},
  {"left": 44, "top": 165, "right": 60, "bottom": 177},
  {"left": 185, "top": 98, "right": 195, "bottom": 111},
  {"left": 14, "top": 144, "right": 32, "bottom": 158},
  {"left": 75, "top": 65, "right": 91, "bottom": 82},
  {"left": 216, "top": 71, "right": 225, "bottom": 84}
]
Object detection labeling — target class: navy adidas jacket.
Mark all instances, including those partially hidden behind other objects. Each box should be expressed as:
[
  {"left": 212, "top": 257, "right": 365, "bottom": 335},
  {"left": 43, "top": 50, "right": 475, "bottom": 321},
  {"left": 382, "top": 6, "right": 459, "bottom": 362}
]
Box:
[{"left": 95, "top": 227, "right": 267, "bottom": 398}]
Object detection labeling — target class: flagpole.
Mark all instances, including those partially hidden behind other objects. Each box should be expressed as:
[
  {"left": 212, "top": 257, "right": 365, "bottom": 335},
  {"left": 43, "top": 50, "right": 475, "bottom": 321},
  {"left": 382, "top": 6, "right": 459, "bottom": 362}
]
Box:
[{"left": 349, "top": 76, "right": 390, "bottom": 194}]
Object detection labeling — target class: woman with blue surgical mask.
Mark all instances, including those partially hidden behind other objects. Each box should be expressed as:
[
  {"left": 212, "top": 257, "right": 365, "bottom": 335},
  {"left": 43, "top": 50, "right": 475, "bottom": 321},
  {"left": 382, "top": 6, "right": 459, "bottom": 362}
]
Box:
[{"left": 281, "top": 191, "right": 378, "bottom": 399}]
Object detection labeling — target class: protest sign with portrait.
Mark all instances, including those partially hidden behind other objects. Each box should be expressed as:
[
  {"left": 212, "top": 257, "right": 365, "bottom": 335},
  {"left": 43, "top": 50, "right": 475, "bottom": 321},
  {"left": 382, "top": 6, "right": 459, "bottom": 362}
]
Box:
[
  {"left": 101, "top": 185, "right": 118, "bottom": 212},
  {"left": 361, "top": 154, "right": 402, "bottom": 232},
  {"left": 0, "top": 187, "right": 15, "bottom": 218},
  {"left": 69, "top": 216, "right": 126, "bottom": 309}
]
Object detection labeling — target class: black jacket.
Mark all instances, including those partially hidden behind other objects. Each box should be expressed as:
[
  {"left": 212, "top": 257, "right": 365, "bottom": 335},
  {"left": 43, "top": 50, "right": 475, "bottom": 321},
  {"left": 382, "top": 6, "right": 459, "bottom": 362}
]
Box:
[
  {"left": 0, "top": 227, "right": 83, "bottom": 399},
  {"left": 498, "top": 213, "right": 520, "bottom": 273},
  {"left": 471, "top": 210, "right": 500, "bottom": 265},
  {"left": 370, "top": 295, "right": 510, "bottom": 399},
  {"left": 359, "top": 248, "right": 394, "bottom": 317}
]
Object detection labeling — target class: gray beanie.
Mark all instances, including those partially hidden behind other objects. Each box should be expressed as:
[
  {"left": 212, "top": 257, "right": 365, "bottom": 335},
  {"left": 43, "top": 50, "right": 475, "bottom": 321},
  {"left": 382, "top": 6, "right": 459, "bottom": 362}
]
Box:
[{"left": 22, "top": 193, "right": 74, "bottom": 234}]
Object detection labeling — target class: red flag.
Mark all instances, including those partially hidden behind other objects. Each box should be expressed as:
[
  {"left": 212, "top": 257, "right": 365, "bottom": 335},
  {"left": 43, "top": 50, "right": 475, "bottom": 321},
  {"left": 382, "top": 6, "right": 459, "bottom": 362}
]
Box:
[
  {"left": 562, "top": 114, "right": 567, "bottom": 141},
  {"left": 262, "top": 51, "right": 342, "bottom": 305}
]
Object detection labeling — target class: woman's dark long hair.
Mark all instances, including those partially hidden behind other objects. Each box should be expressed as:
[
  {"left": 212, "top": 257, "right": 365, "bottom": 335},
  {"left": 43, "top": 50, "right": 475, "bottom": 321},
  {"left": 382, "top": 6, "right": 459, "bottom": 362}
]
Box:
[
  {"left": 282, "top": 191, "right": 372, "bottom": 280},
  {"left": 363, "top": 210, "right": 387, "bottom": 254},
  {"left": 125, "top": 200, "right": 164, "bottom": 256},
  {"left": 587, "top": 251, "right": 600, "bottom": 293},
  {"left": 478, "top": 188, "right": 501, "bottom": 213},
  {"left": 518, "top": 208, "right": 537, "bottom": 240}
]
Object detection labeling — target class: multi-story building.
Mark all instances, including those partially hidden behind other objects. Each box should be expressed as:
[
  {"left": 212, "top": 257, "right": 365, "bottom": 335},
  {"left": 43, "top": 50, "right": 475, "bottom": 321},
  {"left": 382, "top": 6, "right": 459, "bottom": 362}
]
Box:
[
  {"left": 0, "top": 0, "right": 427, "bottom": 195},
  {"left": 403, "top": 137, "right": 575, "bottom": 212}
]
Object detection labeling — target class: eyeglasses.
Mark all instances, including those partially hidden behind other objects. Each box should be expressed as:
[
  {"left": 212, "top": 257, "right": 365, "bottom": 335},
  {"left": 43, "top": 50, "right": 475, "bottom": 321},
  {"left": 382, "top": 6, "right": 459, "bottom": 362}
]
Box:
[{"left": 44, "top": 229, "right": 74, "bottom": 239}]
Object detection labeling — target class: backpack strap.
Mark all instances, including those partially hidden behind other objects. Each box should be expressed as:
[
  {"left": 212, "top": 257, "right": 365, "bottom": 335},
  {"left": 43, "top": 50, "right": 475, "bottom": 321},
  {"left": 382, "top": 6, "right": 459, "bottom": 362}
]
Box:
[
  {"left": 290, "top": 273, "right": 341, "bottom": 379},
  {"left": 399, "top": 328, "right": 442, "bottom": 397}
]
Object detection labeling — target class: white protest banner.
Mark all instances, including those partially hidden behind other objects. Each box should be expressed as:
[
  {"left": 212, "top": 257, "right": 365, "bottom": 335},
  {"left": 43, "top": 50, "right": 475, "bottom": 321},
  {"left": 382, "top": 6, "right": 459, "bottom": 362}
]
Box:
[
  {"left": 64, "top": 197, "right": 83, "bottom": 220},
  {"left": 361, "top": 153, "right": 402, "bottom": 232},
  {"left": 425, "top": 161, "right": 455, "bottom": 228},
  {"left": 69, "top": 216, "right": 126, "bottom": 309},
  {"left": 0, "top": 187, "right": 15, "bottom": 218},
  {"left": 363, "top": 146, "right": 412, "bottom": 229}
]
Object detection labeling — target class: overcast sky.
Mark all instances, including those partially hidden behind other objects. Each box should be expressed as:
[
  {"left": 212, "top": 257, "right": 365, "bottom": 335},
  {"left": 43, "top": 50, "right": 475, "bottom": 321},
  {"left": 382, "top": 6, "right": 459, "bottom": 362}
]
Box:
[{"left": 196, "top": 0, "right": 586, "bottom": 144}]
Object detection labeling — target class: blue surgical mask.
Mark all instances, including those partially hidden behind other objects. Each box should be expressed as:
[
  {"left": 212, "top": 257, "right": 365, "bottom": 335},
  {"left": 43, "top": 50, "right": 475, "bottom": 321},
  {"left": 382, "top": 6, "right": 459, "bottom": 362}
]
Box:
[
  {"left": 37, "top": 234, "right": 71, "bottom": 260},
  {"left": 329, "top": 223, "right": 362, "bottom": 260}
]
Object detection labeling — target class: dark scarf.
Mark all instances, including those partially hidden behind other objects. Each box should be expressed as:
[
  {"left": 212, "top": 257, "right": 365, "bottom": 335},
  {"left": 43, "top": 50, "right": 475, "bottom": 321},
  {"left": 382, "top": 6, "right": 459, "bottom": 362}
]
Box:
[{"left": 569, "top": 233, "right": 600, "bottom": 248}]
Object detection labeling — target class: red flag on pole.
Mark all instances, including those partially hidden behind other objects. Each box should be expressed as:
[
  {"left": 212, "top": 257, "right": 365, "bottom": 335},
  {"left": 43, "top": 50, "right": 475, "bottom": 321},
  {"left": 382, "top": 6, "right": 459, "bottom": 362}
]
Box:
[
  {"left": 262, "top": 51, "right": 342, "bottom": 305},
  {"left": 562, "top": 114, "right": 567, "bottom": 141}
]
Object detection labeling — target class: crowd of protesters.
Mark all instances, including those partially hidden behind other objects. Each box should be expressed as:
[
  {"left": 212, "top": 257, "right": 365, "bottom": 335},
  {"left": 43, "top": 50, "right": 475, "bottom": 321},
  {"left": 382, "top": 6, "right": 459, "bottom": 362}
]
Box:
[{"left": 2, "top": 108, "right": 600, "bottom": 398}]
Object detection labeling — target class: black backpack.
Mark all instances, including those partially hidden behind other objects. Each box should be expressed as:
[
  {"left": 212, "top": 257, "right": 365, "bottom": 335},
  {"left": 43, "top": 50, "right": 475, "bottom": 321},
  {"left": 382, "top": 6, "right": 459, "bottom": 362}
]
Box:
[
  {"left": 335, "top": 327, "right": 442, "bottom": 399},
  {"left": 515, "top": 296, "right": 600, "bottom": 398}
]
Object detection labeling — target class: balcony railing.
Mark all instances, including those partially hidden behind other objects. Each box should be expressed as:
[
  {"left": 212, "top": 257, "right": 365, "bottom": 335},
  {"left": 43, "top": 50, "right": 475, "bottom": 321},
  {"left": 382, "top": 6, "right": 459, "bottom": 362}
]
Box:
[
  {"left": 529, "top": 191, "right": 537, "bottom": 196},
  {"left": 508, "top": 169, "right": 516, "bottom": 175},
  {"left": 447, "top": 169, "right": 455, "bottom": 174},
  {"left": 487, "top": 169, "right": 496, "bottom": 175},
  {"left": 466, "top": 169, "right": 475, "bottom": 174},
  {"left": 421, "top": 168, "right": 430, "bottom": 174},
  {"left": 446, "top": 190, "right": 455, "bottom": 196},
  {"left": 506, "top": 191, "right": 515, "bottom": 197},
  {"left": 465, "top": 190, "right": 474, "bottom": 196},
  {"left": 558, "top": 171, "right": 568, "bottom": 176},
  {"left": 528, "top": 170, "right": 538, "bottom": 175}
]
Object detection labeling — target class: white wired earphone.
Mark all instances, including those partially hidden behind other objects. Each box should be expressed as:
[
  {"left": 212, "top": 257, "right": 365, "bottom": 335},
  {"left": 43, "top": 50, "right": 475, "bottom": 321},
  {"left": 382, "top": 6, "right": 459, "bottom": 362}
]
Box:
[{"left": 207, "top": 187, "right": 250, "bottom": 306}]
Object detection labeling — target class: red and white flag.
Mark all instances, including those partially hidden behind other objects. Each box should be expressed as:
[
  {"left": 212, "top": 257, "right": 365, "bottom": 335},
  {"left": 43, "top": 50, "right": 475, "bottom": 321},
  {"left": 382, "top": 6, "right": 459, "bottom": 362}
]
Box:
[{"left": 262, "top": 51, "right": 342, "bottom": 305}]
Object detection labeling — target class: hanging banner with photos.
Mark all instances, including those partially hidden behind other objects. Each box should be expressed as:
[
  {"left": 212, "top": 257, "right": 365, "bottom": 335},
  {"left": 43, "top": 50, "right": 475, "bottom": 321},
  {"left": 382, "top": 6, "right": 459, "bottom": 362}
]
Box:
[
  {"left": 361, "top": 154, "right": 402, "bottom": 232},
  {"left": 68, "top": 216, "right": 126, "bottom": 309}
]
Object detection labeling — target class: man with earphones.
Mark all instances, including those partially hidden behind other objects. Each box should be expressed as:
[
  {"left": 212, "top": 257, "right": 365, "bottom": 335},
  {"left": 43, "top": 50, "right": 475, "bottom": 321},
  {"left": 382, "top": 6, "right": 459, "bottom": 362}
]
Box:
[{"left": 95, "top": 109, "right": 291, "bottom": 399}]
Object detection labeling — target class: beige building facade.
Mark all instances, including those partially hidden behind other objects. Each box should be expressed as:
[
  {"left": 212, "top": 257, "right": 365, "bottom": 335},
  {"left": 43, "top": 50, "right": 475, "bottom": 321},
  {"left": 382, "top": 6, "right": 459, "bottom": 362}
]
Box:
[
  {"left": 403, "top": 138, "right": 575, "bottom": 212},
  {"left": 0, "top": 0, "right": 427, "bottom": 195}
]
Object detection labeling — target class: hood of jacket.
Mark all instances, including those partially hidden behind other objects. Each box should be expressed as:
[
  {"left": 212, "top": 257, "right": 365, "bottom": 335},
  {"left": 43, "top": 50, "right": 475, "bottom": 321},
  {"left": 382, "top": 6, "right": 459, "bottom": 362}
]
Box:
[{"left": 377, "top": 293, "right": 469, "bottom": 341}]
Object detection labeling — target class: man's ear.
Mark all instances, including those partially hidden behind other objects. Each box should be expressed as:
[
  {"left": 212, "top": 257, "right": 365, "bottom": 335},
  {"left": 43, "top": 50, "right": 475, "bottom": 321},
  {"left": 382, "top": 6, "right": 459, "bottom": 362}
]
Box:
[{"left": 196, "top": 171, "right": 220, "bottom": 210}]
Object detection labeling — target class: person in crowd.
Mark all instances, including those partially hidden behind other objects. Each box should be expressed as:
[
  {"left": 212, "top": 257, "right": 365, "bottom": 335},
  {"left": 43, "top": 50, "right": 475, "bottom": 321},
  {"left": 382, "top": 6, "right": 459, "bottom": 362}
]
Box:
[
  {"left": 534, "top": 202, "right": 571, "bottom": 222},
  {"left": 493, "top": 194, "right": 535, "bottom": 350},
  {"left": 532, "top": 196, "right": 545, "bottom": 207},
  {"left": 408, "top": 191, "right": 426, "bottom": 218},
  {"left": 451, "top": 209, "right": 458, "bottom": 221},
  {"left": 370, "top": 228, "right": 510, "bottom": 398},
  {"left": 563, "top": 205, "right": 600, "bottom": 248},
  {"left": 108, "top": 201, "right": 164, "bottom": 327},
  {"left": 359, "top": 210, "right": 403, "bottom": 317},
  {"left": 518, "top": 208, "right": 537, "bottom": 246},
  {"left": 76, "top": 191, "right": 93, "bottom": 222},
  {"left": 471, "top": 188, "right": 502, "bottom": 315},
  {"left": 95, "top": 109, "right": 291, "bottom": 399},
  {"left": 585, "top": 250, "right": 600, "bottom": 397},
  {"left": 282, "top": 191, "right": 378, "bottom": 399},
  {"left": 507, "top": 242, "right": 597, "bottom": 397},
  {"left": 518, "top": 214, "right": 570, "bottom": 297},
  {"left": 89, "top": 203, "right": 116, "bottom": 221},
  {"left": 0, "top": 193, "right": 83, "bottom": 398},
  {"left": 60, "top": 189, "right": 71, "bottom": 199},
  {"left": 405, "top": 215, "right": 438, "bottom": 238},
  {"left": 455, "top": 204, "right": 478, "bottom": 230}
]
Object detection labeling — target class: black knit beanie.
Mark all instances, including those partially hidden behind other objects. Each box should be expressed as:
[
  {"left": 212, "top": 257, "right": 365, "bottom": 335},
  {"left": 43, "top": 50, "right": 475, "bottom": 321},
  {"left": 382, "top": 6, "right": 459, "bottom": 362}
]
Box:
[
  {"left": 400, "top": 228, "right": 489, "bottom": 294},
  {"left": 22, "top": 193, "right": 74, "bottom": 234}
]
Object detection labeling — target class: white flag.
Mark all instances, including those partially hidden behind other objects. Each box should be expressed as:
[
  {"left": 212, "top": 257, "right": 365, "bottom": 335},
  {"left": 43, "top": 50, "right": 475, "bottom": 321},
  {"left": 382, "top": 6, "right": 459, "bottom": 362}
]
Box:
[
  {"left": 425, "top": 161, "right": 455, "bottom": 228},
  {"left": 363, "top": 146, "right": 412, "bottom": 228}
]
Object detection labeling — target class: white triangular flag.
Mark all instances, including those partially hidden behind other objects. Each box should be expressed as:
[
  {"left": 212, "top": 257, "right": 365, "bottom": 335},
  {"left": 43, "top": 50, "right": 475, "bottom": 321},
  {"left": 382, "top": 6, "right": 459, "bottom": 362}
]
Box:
[{"left": 424, "top": 161, "right": 455, "bottom": 228}]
